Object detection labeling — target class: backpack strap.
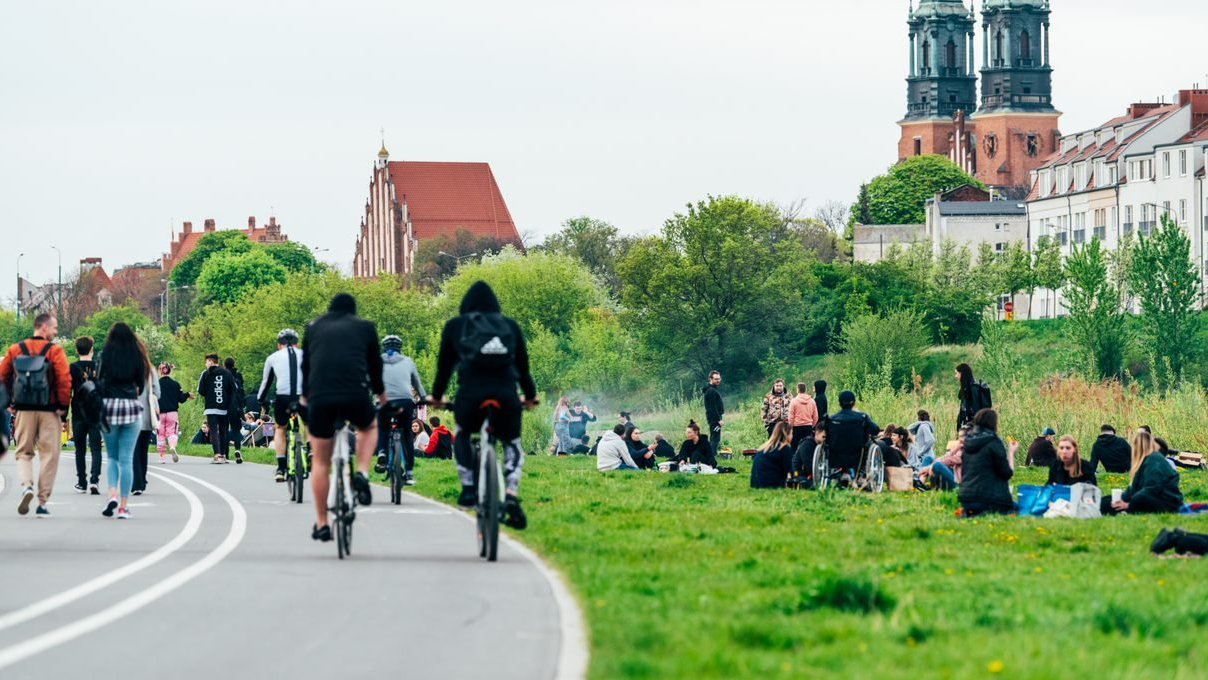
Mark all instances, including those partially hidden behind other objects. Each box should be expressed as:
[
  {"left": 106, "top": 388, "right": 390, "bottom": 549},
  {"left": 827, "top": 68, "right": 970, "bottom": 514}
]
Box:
[
  {"left": 38, "top": 343, "right": 52, "bottom": 358},
  {"left": 18, "top": 341, "right": 29, "bottom": 356},
  {"left": 286, "top": 347, "right": 298, "bottom": 399}
]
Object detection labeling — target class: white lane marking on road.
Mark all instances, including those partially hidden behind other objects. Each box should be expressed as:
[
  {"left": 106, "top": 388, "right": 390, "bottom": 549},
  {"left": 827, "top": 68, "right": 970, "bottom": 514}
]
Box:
[
  {"left": 402, "top": 491, "right": 589, "bottom": 680},
  {"left": 0, "top": 472, "right": 6, "bottom": 495},
  {"left": 0, "top": 468, "right": 247, "bottom": 671},
  {"left": 0, "top": 473, "right": 203, "bottom": 633}
]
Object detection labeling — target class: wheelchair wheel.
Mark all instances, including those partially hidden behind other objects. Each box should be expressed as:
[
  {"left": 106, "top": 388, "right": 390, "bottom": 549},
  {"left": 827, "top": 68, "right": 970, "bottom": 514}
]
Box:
[
  {"left": 862, "top": 442, "right": 885, "bottom": 493},
  {"left": 811, "top": 445, "right": 829, "bottom": 490}
]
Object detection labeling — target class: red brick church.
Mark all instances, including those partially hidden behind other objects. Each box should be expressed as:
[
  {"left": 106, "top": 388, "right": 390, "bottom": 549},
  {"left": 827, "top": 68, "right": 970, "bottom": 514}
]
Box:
[{"left": 352, "top": 144, "right": 521, "bottom": 279}]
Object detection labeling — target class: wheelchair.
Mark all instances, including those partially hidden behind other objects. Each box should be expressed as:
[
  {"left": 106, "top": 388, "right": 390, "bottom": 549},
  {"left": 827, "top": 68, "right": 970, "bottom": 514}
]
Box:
[{"left": 810, "top": 439, "right": 885, "bottom": 493}]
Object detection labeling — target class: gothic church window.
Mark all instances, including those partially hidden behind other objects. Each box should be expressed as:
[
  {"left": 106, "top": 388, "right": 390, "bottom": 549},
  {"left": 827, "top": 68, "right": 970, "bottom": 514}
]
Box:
[
  {"left": 946, "top": 40, "right": 957, "bottom": 69},
  {"left": 1026, "top": 133, "right": 1040, "bottom": 157}
]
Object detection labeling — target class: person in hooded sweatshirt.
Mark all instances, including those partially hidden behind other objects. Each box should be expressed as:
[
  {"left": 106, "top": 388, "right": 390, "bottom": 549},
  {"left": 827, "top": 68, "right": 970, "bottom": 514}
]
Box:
[
  {"left": 198, "top": 354, "right": 238, "bottom": 463},
  {"left": 814, "top": 380, "right": 829, "bottom": 421},
  {"left": 907, "top": 410, "right": 935, "bottom": 469},
  {"left": 957, "top": 408, "right": 1019, "bottom": 517},
  {"left": 597, "top": 423, "right": 639, "bottom": 471},
  {"left": 374, "top": 334, "right": 427, "bottom": 485},
  {"left": 788, "top": 382, "right": 819, "bottom": 451},
  {"left": 430, "top": 281, "right": 539, "bottom": 530}
]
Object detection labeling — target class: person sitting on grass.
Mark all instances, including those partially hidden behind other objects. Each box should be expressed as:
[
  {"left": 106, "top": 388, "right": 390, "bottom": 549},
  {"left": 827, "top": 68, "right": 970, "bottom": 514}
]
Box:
[
  {"left": 597, "top": 423, "right": 639, "bottom": 471},
  {"left": 751, "top": 421, "right": 795, "bottom": 488},
  {"left": 191, "top": 422, "right": 211, "bottom": 445},
  {"left": 1026, "top": 427, "right": 1058, "bottom": 467},
  {"left": 676, "top": 421, "right": 715, "bottom": 467},
  {"left": 919, "top": 426, "right": 967, "bottom": 491},
  {"left": 957, "top": 409, "right": 1018, "bottom": 517},
  {"left": 1090, "top": 423, "right": 1131, "bottom": 473},
  {"left": 907, "top": 410, "right": 935, "bottom": 468},
  {"left": 651, "top": 432, "right": 676, "bottom": 459},
  {"left": 1102, "top": 430, "right": 1184, "bottom": 516},
  {"left": 624, "top": 424, "right": 657, "bottom": 470},
  {"left": 888, "top": 426, "right": 911, "bottom": 468},
  {"left": 791, "top": 418, "right": 828, "bottom": 481},
  {"left": 424, "top": 416, "right": 453, "bottom": 458},
  {"left": 1047, "top": 435, "right": 1097, "bottom": 486}
]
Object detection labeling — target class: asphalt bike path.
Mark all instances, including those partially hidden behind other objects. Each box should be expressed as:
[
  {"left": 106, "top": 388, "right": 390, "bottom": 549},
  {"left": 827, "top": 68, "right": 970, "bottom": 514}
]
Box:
[{"left": 0, "top": 451, "right": 584, "bottom": 680}]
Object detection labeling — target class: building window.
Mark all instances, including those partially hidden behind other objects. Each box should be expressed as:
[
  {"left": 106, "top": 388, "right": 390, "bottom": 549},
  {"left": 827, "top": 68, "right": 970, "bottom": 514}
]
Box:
[
  {"left": 1027, "top": 133, "right": 1040, "bottom": 157},
  {"left": 946, "top": 40, "right": 957, "bottom": 69},
  {"left": 1093, "top": 226, "right": 1106, "bottom": 241},
  {"left": 1073, "top": 229, "right": 1086, "bottom": 244},
  {"left": 995, "top": 223, "right": 1002, "bottom": 231},
  {"left": 1163, "top": 201, "right": 1172, "bottom": 218},
  {"left": 1058, "top": 231, "right": 1069, "bottom": 246},
  {"left": 994, "top": 31, "right": 1003, "bottom": 64},
  {"left": 1180, "top": 149, "right": 1188, "bottom": 175},
  {"left": 995, "top": 242, "right": 1006, "bottom": 253},
  {"left": 1020, "top": 31, "right": 1032, "bottom": 61},
  {"left": 1179, "top": 199, "right": 1187, "bottom": 222},
  {"left": 1163, "top": 152, "right": 1171, "bottom": 178},
  {"left": 921, "top": 40, "right": 931, "bottom": 73},
  {"left": 914, "top": 137, "right": 922, "bottom": 156}
]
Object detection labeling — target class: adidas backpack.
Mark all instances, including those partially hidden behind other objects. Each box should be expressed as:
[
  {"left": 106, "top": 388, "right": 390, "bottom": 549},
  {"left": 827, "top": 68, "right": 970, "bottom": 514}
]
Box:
[{"left": 457, "top": 312, "right": 516, "bottom": 369}]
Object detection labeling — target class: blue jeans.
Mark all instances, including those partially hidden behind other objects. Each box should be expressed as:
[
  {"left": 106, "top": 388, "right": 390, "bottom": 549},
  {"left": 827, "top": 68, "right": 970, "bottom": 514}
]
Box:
[
  {"left": 617, "top": 464, "right": 639, "bottom": 471},
  {"left": 103, "top": 422, "right": 140, "bottom": 498},
  {"left": 921, "top": 454, "right": 957, "bottom": 491}
]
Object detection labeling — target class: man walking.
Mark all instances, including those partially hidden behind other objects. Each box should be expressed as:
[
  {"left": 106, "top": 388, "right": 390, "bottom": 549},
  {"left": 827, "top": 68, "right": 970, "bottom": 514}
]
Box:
[
  {"left": 70, "top": 336, "right": 103, "bottom": 494},
  {"left": 703, "top": 370, "right": 724, "bottom": 459},
  {"left": 0, "top": 313, "right": 72, "bottom": 516}
]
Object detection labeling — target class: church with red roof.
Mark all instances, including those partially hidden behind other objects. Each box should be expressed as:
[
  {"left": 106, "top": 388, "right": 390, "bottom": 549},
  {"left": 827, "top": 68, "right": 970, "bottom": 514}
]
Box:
[{"left": 352, "top": 144, "right": 521, "bottom": 279}]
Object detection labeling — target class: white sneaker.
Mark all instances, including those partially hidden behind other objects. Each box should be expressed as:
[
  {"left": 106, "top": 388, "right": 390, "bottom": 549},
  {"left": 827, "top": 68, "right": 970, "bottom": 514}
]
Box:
[
  {"left": 170, "top": 448, "right": 179, "bottom": 463},
  {"left": 17, "top": 486, "right": 34, "bottom": 516},
  {"left": 116, "top": 507, "right": 131, "bottom": 520},
  {"left": 159, "top": 454, "right": 166, "bottom": 464}
]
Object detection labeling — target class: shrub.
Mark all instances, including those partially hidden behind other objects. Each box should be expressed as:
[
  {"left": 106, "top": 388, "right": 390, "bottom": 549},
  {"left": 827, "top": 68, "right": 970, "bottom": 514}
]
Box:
[{"left": 838, "top": 309, "right": 929, "bottom": 392}]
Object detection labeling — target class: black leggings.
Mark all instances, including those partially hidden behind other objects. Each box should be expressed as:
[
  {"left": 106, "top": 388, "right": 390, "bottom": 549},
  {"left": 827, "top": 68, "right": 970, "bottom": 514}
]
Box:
[
  {"left": 133, "top": 429, "right": 152, "bottom": 492},
  {"left": 376, "top": 400, "right": 416, "bottom": 472},
  {"left": 207, "top": 415, "right": 230, "bottom": 456},
  {"left": 1168, "top": 531, "right": 1208, "bottom": 556}
]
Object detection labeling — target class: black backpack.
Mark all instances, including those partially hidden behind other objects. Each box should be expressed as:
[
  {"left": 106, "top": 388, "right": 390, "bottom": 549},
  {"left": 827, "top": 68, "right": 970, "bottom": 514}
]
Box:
[
  {"left": 457, "top": 312, "right": 515, "bottom": 369},
  {"left": 12, "top": 341, "right": 54, "bottom": 409},
  {"left": 75, "top": 378, "right": 109, "bottom": 431},
  {"left": 974, "top": 381, "right": 993, "bottom": 411}
]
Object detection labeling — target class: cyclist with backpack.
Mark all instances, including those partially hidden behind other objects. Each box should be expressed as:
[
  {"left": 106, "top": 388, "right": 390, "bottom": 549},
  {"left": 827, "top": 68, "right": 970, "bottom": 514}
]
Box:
[
  {"left": 70, "top": 336, "right": 104, "bottom": 494},
  {"left": 429, "top": 281, "right": 539, "bottom": 530},
  {"left": 257, "top": 328, "right": 305, "bottom": 483},
  {"left": 955, "top": 363, "right": 992, "bottom": 434},
  {"left": 374, "top": 334, "right": 427, "bottom": 484},
  {"left": 0, "top": 313, "right": 72, "bottom": 516}
]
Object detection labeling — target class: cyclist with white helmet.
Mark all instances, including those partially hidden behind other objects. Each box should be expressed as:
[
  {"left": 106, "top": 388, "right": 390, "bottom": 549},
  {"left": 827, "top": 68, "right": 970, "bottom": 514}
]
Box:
[
  {"left": 257, "top": 328, "right": 305, "bottom": 482},
  {"left": 375, "top": 334, "right": 427, "bottom": 485}
]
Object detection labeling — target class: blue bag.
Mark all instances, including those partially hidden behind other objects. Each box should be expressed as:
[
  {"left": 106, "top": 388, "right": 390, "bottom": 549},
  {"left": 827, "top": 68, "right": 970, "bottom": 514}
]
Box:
[{"left": 1017, "top": 484, "right": 1072, "bottom": 516}]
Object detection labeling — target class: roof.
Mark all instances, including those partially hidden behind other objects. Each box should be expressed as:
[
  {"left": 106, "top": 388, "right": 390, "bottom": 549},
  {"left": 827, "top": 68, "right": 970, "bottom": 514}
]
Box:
[
  {"left": 1178, "top": 120, "right": 1208, "bottom": 143},
  {"left": 387, "top": 161, "right": 520, "bottom": 244},
  {"left": 937, "top": 201, "right": 1026, "bottom": 216}
]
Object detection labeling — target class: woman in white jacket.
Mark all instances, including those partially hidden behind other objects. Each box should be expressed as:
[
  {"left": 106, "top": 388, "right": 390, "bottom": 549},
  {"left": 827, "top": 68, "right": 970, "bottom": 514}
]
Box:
[
  {"left": 907, "top": 410, "right": 935, "bottom": 469},
  {"left": 597, "top": 424, "right": 639, "bottom": 471}
]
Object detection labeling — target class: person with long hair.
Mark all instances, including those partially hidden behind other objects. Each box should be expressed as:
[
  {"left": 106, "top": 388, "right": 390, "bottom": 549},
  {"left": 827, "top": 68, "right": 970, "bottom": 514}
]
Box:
[
  {"left": 907, "top": 410, "right": 935, "bottom": 468},
  {"left": 889, "top": 426, "right": 912, "bottom": 468},
  {"left": 98, "top": 323, "right": 151, "bottom": 519},
  {"left": 411, "top": 418, "right": 431, "bottom": 454},
  {"left": 675, "top": 420, "right": 715, "bottom": 467},
  {"left": 955, "top": 363, "right": 981, "bottom": 432},
  {"left": 552, "top": 396, "right": 572, "bottom": 455},
  {"left": 1047, "top": 435, "right": 1096, "bottom": 486},
  {"left": 1103, "top": 430, "right": 1183, "bottom": 515},
  {"left": 751, "top": 420, "right": 795, "bottom": 488},
  {"left": 957, "top": 409, "right": 1019, "bottom": 517}
]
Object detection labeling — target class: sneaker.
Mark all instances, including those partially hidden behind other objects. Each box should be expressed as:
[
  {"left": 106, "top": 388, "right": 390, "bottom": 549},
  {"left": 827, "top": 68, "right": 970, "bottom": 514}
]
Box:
[
  {"left": 312, "top": 524, "right": 332, "bottom": 542},
  {"left": 234, "top": 450, "right": 243, "bottom": 464},
  {"left": 457, "top": 485, "right": 477, "bottom": 508},
  {"left": 220, "top": 455, "right": 230, "bottom": 464},
  {"left": 116, "top": 507, "right": 131, "bottom": 520},
  {"left": 103, "top": 497, "right": 119, "bottom": 517},
  {"left": 405, "top": 472, "right": 416, "bottom": 486},
  {"left": 374, "top": 453, "right": 387, "bottom": 474},
  {"left": 503, "top": 496, "right": 527, "bottom": 530},
  {"left": 17, "top": 486, "right": 34, "bottom": 515},
  {"left": 275, "top": 470, "right": 286, "bottom": 483},
  {"left": 89, "top": 483, "right": 100, "bottom": 496},
  {"left": 75, "top": 482, "right": 88, "bottom": 494},
  {"left": 211, "top": 455, "right": 222, "bottom": 464},
  {"left": 159, "top": 454, "right": 166, "bottom": 464},
  {"left": 351, "top": 472, "right": 373, "bottom": 506},
  {"left": 132, "top": 490, "right": 143, "bottom": 496},
  {"left": 35, "top": 505, "right": 50, "bottom": 517},
  {"left": 170, "top": 448, "right": 179, "bottom": 463},
  {"left": 1152, "top": 528, "right": 1184, "bottom": 555}
]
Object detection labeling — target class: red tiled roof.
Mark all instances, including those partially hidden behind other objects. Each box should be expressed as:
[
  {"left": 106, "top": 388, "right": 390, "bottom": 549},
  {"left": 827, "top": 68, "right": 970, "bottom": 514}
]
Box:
[
  {"left": 387, "top": 161, "right": 520, "bottom": 244},
  {"left": 1179, "top": 120, "right": 1208, "bottom": 143}
]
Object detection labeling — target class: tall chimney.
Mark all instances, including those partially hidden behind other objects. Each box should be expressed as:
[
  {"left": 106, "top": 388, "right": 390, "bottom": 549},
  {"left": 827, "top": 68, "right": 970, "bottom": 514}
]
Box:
[
  {"left": 248, "top": 216, "right": 256, "bottom": 229},
  {"left": 204, "top": 219, "right": 216, "bottom": 232},
  {"left": 183, "top": 221, "right": 193, "bottom": 234}
]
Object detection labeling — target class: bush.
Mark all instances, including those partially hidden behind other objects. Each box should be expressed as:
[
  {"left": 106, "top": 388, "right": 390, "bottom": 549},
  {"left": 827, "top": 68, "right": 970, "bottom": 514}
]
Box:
[{"left": 837, "top": 309, "right": 929, "bottom": 392}]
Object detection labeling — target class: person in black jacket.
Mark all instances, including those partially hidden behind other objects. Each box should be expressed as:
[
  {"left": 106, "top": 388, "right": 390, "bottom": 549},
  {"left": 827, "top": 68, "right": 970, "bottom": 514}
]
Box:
[
  {"left": 1047, "top": 435, "right": 1097, "bottom": 486},
  {"left": 792, "top": 418, "right": 827, "bottom": 480},
  {"left": 1089, "top": 424, "right": 1131, "bottom": 473},
  {"left": 826, "top": 391, "right": 879, "bottom": 477},
  {"left": 652, "top": 433, "right": 676, "bottom": 459},
  {"left": 955, "top": 363, "right": 988, "bottom": 433},
  {"left": 1102, "top": 430, "right": 1183, "bottom": 515},
  {"left": 430, "top": 281, "right": 538, "bottom": 530},
  {"left": 957, "top": 409, "right": 1018, "bottom": 516},
  {"left": 70, "top": 336, "right": 103, "bottom": 494},
  {"left": 624, "top": 424, "right": 657, "bottom": 470},
  {"left": 223, "top": 357, "right": 246, "bottom": 462},
  {"left": 156, "top": 363, "right": 190, "bottom": 464},
  {"left": 675, "top": 421, "right": 715, "bottom": 467},
  {"left": 1026, "top": 428, "right": 1058, "bottom": 467},
  {"left": 703, "top": 371, "right": 724, "bottom": 459},
  {"left": 751, "top": 421, "right": 795, "bottom": 488},
  {"left": 198, "top": 354, "right": 238, "bottom": 463},
  {"left": 301, "top": 293, "right": 387, "bottom": 541},
  {"left": 814, "top": 380, "right": 828, "bottom": 421}
]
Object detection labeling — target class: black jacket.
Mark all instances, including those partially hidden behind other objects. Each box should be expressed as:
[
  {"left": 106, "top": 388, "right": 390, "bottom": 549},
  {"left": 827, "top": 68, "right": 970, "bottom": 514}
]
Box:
[
  {"left": 653, "top": 439, "right": 676, "bottom": 459},
  {"left": 1090, "top": 434, "right": 1131, "bottom": 473},
  {"left": 1123, "top": 453, "right": 1183, "bottom": 512},
  {"left": 1047, "top": 459, "right": 1097, "bottom": 486},
  {"left": 70, "top": 359, "right": 99, "bottom": 419},
  {"left": 958, "top": 427, "right": 1015, "bottom": 511},
  {"left": 676, "top": 435, "right": 715, "bottom": 467},
  {"left": 876, "top": 437, "right": 907, "bottom": 468},
  {"left": 1026, "top": 437, "right": 1057, "bottom": 467},
  {"left": 814, "top": 390, "right": 828, "bottom": 421},
  {"left": 792, "top": 433, "right": 820, "bottom": 477},
  {"left": 198, "top": 367, "right": 238, "bottom": 413},
  {"left": 703, "top": 384, "right": 724, "bottom": 426},
  {"left": 567, "top": 409, "right": 597, "bottom": 440},
  {"left": 751, "top": 445, "right": 794, "bottom": 488},
  {"left": 158, "top": 376, "right": 189, "bottom": 414},
  {"left": 827, "top": 408, "right": 880, "bottom": 470},
  {"left": 431, "top": 282, "right": 536, "bottom": 402},
  {"left": 301, "top": 308, "right": 385, "bottom": 401}
]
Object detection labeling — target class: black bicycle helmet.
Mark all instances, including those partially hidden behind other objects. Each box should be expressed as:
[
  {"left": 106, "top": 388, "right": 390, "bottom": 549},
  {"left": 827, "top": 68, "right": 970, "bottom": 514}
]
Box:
[
  {"left": 382, "top": 335, "right": 403, "bottom": 352},
  {"left": 277, "top": 328, "right": 299, "bottom": 346}
]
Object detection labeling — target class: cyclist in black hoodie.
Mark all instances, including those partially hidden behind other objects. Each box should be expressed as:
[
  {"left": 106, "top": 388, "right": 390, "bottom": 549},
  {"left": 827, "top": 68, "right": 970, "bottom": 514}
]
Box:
[{"left": 430, "top": 281, "right": 538, "bottom": 530}]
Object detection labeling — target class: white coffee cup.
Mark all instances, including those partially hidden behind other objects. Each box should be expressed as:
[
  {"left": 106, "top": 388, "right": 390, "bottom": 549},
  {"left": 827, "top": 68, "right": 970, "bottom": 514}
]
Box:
[{"left": 1111, "top": 489, "right": 1123, "bottom": 504}]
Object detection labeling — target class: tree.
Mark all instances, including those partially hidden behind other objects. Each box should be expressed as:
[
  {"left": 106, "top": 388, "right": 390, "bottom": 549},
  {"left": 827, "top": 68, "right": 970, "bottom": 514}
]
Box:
[
  {"left": 71, "top": 303, "right": 155, "bottom": 355},
  {"left": 261, "top": 241, "right": 321, "bottom": 275},
  {"left": 814, "top": 200, "right": 851, "bottom": 235},
  {"left": 413, "top": 228, "right": 514, "bottom": 285},
  {"left": 786, "top": 218, "right": 843, "bottom": 263},
  {"left": 539, "top": 217, "right": 634, "bottom": 295},
  {"left": 864, "top": 155, "right": 985, "bottom": 225},
  {"left": 169, "top": 231, "right": 256, "bottom": 287},
  {"left": 1062, "top": 238, "right": 1130, "bottom": 380},
  {"left": 196, "top": 250, "right": 289, "bottom": 305},
  {"left": 1031, "top": 236, "right": 1065, "bottom": 319},
  {"left": 618, "top": 195, "right": 814, "bottom": 379},
  {"left": 1129, "top": 214, "right": 1201, "bottom": 389}
]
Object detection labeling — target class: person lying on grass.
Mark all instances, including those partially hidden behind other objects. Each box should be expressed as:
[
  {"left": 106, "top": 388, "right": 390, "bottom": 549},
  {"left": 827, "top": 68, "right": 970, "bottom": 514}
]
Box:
[
  {"left": 1047, "top": 435, "right": 1096, "bottom": 486},
  {"left": 750, "top": 421, "right": 795, "bottom": 488},
  {"left": 675, "top": 421, "right": 715, "bottom": 468},
  {"left": 1101, "top": 430, "right": 1184, "bottom": 515},
  {"left": 957, "top": 408, "right": 1019, "bottom": 517},
  {"left": 919, "top": 426, "right": 967, "bottom": 491}
]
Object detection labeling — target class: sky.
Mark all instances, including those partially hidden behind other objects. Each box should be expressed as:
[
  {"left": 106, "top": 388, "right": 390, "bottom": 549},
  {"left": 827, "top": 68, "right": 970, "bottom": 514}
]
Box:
[{"left": 3, "top": 0, "right": 1208, "bottom": 302}]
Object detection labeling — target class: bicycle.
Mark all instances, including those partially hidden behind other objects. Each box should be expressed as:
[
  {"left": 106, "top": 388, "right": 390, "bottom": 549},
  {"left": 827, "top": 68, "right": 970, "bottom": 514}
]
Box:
[
  {"left": 286, "top": 408, "right": 308, "bottom": 504},
  {"left": 328, "top": 421, "right": 358, "bottom": 559},
  {"left": 472, "top": 400, "right": 505, "bottom": 562},
  {"left": 387, "top": 410, "right": 406, "bottom": 505}
]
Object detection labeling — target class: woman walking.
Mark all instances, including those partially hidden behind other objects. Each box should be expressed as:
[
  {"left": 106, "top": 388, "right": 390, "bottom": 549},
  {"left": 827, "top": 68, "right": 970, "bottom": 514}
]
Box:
[
  {"left": 552, "top": 396, "right": 573, "bottom": 455},
  {"left": 955, "top": 363, "right": 989, "bottom": 433},
  {"left": 156, "top": 363, "right": 190, "bottom": 463},
  {"left": 99, "top": 323, "right": 151, "bottom": 519}
]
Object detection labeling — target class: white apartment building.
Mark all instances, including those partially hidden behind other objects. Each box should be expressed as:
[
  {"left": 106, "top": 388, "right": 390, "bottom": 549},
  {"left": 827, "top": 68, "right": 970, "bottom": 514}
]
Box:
[{"left": 1025, "top": 89, "right": 1208, "bottom": 317}]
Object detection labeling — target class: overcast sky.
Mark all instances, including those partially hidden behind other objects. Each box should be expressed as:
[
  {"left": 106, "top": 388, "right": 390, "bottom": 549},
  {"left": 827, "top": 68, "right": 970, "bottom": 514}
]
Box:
[{"left": 3, "top": 0, "right": 1207, "bottom": 301}]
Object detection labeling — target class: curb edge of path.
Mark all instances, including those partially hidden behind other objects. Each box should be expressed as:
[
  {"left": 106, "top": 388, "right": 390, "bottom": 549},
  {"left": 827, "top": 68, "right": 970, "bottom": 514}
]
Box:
[{"left": 403, "top": 490, "right": 590, "bottom": 680}]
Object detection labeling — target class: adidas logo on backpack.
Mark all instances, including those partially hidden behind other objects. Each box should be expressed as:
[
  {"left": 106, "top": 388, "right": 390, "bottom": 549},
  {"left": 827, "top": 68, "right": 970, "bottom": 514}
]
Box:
[{"left": 481, "top": 337, "right": 508, "bottom": 355}]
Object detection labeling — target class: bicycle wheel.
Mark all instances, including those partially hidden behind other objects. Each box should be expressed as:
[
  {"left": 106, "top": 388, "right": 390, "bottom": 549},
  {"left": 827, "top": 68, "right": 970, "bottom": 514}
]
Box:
[
  {"left": 391, "top": 432, "right": 403, "bottom": 505},
  {"left": 293, "top": 436, "right": 305, "bottom": 504},
  {"left": 334, "top": 458, "right": 348, "bottom": 560},
  {"left": 479, "top": 441, "right": 501, "bottom": 562}
]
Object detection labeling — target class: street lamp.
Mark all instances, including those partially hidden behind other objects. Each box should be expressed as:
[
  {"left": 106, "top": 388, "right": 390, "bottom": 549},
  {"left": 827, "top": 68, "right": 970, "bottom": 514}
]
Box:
[
  {"left": 15, "top": 252, "right": 25, "bottom": 320},
  {"left": 50, "top": 245, "right": 62, "bottom": 319},
  {"left": 164, "top": 283, "right": 191, "bottom": 330}
]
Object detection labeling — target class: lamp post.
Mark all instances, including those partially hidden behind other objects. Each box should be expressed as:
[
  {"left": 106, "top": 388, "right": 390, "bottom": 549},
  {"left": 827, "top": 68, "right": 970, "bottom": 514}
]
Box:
[
  {"left": 50, "top": 245, "right": 62, "bottom": 319},
  {"left": 15, "top": 252, "right": 25, "bottom": 320},
  {"left": 165, "top": 283, "right": 190, "bottom": 331}
]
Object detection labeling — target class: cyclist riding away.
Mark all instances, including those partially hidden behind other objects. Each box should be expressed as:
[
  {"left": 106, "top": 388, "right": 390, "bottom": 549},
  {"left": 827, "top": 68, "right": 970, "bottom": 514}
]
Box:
[
  {"left": 430, "top": 281, "right": 538, "bottom": 530},
  {"left": 258, "top": 328, "right": 305, "bottom": 483},
  {"left": 375, "top": 334, "right": 427, "bottom": 485},
  {"left": 300, "top": 294, "right": 387, "bottom": 542}
]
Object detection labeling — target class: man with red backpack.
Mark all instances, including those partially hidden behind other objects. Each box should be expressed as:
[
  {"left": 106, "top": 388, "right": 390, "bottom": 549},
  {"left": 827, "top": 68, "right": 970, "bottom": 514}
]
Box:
[{"left": 0, "top": 313, "right": 72, "bottom": 516}]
